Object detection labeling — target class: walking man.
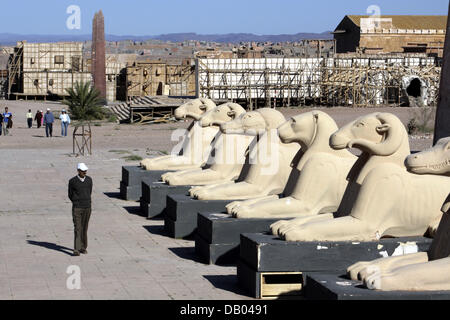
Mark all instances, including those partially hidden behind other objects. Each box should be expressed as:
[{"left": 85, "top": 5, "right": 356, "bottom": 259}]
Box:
[
  {"left": 59, "top": 109, "right": 71, "bottom": 137},
  {"left": 2, "top": 107, "right": 12, "bottom": 136},
  {"left": 34, "top": 110, "right": 43, "bottom": 128},
  {"left": 68, "top": 163, "right": 93, "bottom": 256},
  {"left": 43, "top": 108, "right": 54, "bottom": 137},
  {"left": 26, "top": 109, "right": 33, "bottom": 128}
]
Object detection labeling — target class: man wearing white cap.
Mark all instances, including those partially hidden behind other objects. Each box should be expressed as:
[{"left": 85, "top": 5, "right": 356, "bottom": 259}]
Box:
[
  {"left": 68, "top": 163, "right": 93, "bottom": 256},
  {"left": 43, "top": 108, "right": 55, "bottom": 138}
]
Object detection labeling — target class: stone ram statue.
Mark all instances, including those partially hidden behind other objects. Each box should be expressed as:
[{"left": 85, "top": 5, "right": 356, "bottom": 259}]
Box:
[
  {"left": 272, "top": 113, "right": 450, "bottom": 242},
  {"left": 161, "top": 103, "right": 254, "bottom": 186},
  {"left": 140, "top": 98, "right": 218, "bottom": 171},
  {"left": 347, "top": 137, "right": 450, "bottom": 291},
  {"left": 189, "top": 108, "right": 301, "bottom": 201},
  {"left": 226, "top": 111, "right": 357, "bottom": 219}
]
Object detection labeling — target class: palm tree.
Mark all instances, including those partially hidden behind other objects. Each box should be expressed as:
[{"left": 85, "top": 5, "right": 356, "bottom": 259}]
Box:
[
  {"left": 63, "top": 81, "right": 105, "bottom": 122},
  {"left": 63, "top": 81, "right": 105, "bottom": 155}
]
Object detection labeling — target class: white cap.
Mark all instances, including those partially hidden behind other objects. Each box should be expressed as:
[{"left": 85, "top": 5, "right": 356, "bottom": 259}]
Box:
[
  {"left": 47, "top": 108, "right": 51, "bottom": 111},
  {"left": 77, "top": 163, "right": 89, "bottom": 171}
]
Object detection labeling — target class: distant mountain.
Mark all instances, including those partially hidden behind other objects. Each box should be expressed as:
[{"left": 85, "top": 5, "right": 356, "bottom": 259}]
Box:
[
  {"left": 147, "top": 32, "right": 333, "bottom": 43},
  {"left": 0, "top": 32, "right": 333, "bottom": 45}
]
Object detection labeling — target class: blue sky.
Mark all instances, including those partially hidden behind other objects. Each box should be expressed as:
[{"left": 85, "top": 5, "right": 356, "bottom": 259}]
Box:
[{"left": 0, "top": 0, "right": 448, "bottom": 35}]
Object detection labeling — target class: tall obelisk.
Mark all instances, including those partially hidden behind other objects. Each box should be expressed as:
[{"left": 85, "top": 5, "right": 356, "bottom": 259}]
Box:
[
  {"left": 92, "top": 10, "right": 106, "bottom": 99},
  {"left": 434, "top": 2, "right": 450, "bottom": 144}
]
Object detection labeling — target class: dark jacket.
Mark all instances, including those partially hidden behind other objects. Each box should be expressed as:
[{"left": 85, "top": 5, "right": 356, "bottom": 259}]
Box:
[
  {"left": 68, "top": 176, "right": 93, "bottom": 208},
  {"left": 7, "top": 116, "right": 12, "bottom": 129},
  {"left": 35, "top": 112, "right": 43, "bottom": 121}
]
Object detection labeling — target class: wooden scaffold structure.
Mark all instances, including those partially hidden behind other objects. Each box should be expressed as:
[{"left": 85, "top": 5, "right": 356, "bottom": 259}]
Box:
[
  {"left": 319, "top": 55, "right": 441, "bottom": 107},
  {"left": 196, "top": 55, "right": 441, "bottom": 109},
  {"left": 73, "top": 123, "right": 92, "bottom": 156}
]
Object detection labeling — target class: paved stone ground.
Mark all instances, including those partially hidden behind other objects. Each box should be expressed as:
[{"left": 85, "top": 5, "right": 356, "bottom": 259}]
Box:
[
  {"left": 0, "top": 148, "right": 252, "bottom": 300},
  {"left": 0, "top": 100, "right": 434, "bottom": 300}
]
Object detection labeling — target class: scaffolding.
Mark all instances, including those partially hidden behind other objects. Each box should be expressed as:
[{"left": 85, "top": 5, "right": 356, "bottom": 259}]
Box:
[
  {"left": 7, "top": 41, "right": 92, "bottom": 100},
  {"left": 319, "top": 56, "right": 440, "bottom": 107},
  {"left": 0, "top": 70, "right": 7, "bottom": 99},
  {"left": 126, "top": 60, "right": 196, "bottom": 100},
  {"left": 196, "top": 55, "right": 441, "bottom": 108},
  {"left": 7, "top": 44, "right": 23, "bottom": 99},
  {"left": 166, "top": 62, "right": 196, "bottom": 96}
]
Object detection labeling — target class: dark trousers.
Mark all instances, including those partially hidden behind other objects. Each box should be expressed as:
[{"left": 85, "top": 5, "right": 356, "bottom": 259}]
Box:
[
  {"left": 36, "top": 120, "right": 41, "bottom": 128},
  {"left": 27, "top": 118, "right": 33, "bottom": 128},
  {"left": 72, "top": 207, "right": 91, "bottom": 252},
  {"left": 45, "top": 123, "right": 53, "bottom": 137}
]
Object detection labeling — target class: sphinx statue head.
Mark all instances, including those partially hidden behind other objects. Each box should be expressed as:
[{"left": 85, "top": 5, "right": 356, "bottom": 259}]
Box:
[
  {"left": 174, "top": 98, "right": 216, "bottom": 121},
  {"left": 220, "top": 108, "right": 286, "bottom": 136},
  {"left": 199, "top": 102, "right": 246, "bottom": 127},
  {"left": 406, "top": 137, "right": 450, "bottom": 176},
  {"left": 330, "top": 113, "right": 406, "bottom": 157},
  {"left": 278, "top": 110, "right": 340, "bottom": 149}
]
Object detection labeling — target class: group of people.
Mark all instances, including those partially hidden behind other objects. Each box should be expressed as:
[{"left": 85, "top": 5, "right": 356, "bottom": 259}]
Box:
[{"left": 1, "top": 107, "right": 72, "bottom": 137}]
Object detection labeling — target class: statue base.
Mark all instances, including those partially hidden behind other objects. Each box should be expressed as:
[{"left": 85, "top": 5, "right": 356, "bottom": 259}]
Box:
[
  {"left": 140, "top": 180, "right": 191, "bottom": 218},
  {"left": 304, "top": 273, "right": 450, "bottom": 300},
  {"left": 120, "top": 181, "right": 141, "bottom": 202},
  {"left": 195, "top": 212, "right": 285, "bottom": 265},
  {"left": 237, "top": 233, "right": 433, "bottom": 299},
  {"left": 163, "top": 194, "right": 235, "bottom": 239},
  {"left": 120, "top": 166, "right": 170, "bottom": 201}
]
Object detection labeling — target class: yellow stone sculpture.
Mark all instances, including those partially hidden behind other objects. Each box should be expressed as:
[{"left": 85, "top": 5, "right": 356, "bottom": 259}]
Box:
[
  {"left": 140, "top": 98, "right": 218, "bottom": 171},
  {"left": 273, "top": 113, "right": 450, "bottom": 242},
  {"left": 227, "top": 111, "right": 357, "bottom": 219},
  {"left": 189, "top": 108, "right": 301, "bottom": 201}
]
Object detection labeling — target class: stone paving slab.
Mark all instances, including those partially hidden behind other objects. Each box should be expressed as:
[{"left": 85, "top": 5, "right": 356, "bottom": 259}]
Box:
[{"left": 0, "top": 148, "right": 251, "bottom": 300}]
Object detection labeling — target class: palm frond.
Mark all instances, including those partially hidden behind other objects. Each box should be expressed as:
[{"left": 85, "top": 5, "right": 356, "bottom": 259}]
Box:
[{"left": 63, "top": 81, "right": 105, "bottom": 122}]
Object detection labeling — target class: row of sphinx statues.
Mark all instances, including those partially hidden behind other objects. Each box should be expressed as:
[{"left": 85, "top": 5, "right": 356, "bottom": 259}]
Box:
[{"left": 140, "top": 98, "right": 450, "bottom": 292}]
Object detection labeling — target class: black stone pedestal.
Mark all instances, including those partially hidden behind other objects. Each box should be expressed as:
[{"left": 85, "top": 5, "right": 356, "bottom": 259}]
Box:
[
  {"left": 304, "top": 273, "right": 450, "bottom": 300},
  {"left": 237, "top": 233, "right": 433, "bottom": 299},
  {"left": 120, "top": 181, "right": 141, "bottom": 202},
  {"left": 195, "top": 213, "right": 285, "bottom": 265},
  {"left": 140, "top": 180, "right": 191, "bottom": 219},
  {"left": 120, "top": 166, "right": 170, "bottom": 201},
  {"left": 164, "top": 194, "right": 235, "bottom": 239}
]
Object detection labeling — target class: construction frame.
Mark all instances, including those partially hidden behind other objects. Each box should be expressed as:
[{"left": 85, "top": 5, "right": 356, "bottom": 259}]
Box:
[{"left": 196, "top": 55, "right": 441, "bottom": 108}]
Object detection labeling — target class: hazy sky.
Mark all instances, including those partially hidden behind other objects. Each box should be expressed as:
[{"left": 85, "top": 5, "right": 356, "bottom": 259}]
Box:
[{"left": 0, "top": 0, "right": 448, "bottom": 35}]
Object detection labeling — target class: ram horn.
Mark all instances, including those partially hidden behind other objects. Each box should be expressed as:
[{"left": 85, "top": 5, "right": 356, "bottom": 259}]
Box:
[
  {"left": 349, "top": 113, "right": 404, "bottom": 156},
  {"left": 227, "top": 103, "right": 246, "bottom": 118},
  {"left": 198, "top": 98, "right": 216, "bottom": 111}
]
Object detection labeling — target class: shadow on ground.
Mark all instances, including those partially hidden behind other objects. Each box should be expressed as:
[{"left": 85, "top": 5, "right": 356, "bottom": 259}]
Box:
[
  {"left": 203, "top": 275, "right": 249, "bottom": 297},
  {"left": 168, "top": 246, "right": 204, "bottom": 264},
  {"left": 123, "top": 206, "right": 146, "bottom": 217},
  {"left": 143, "top": 225, "right": 168, "bottom": 237},
  {"left": 27, "top": 240, "right": 73, "bottom": 256},
  {"left": 103, "top": 192, "right": 122, "bottom": 200}
]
